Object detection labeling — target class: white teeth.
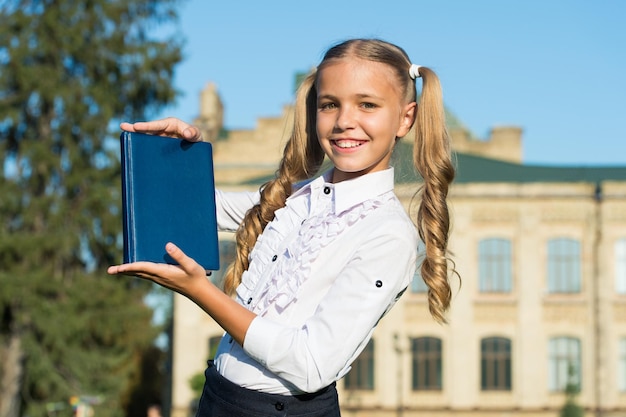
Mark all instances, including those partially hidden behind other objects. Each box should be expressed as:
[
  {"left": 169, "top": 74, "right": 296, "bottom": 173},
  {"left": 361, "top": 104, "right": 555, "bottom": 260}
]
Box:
[{"left": 335, "top": 140, "right": 362, "bottom": 148}]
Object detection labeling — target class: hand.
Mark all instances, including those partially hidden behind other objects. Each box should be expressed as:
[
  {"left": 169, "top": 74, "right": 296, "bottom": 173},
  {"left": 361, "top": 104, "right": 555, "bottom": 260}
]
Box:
[
  {"left": 120, "top": 117, "right": 203, "bottom": 142},
  {"left": 107, "top": 243, "right": 207, "bottom": 296},
  {"left": 109, "top": 243, "right": 257, "bottom": 347}
]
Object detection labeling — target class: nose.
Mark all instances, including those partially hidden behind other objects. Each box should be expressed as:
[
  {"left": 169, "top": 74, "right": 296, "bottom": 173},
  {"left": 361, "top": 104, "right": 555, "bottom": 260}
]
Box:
[{"left": 334, "top": 106, "right": 356, "bottom": 131}]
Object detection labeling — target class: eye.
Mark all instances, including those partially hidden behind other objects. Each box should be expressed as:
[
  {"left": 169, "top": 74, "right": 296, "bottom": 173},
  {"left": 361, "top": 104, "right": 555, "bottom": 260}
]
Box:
[
  {"left": 318, "top": 102, "right": 337, "bottom": 111},
  {"left": 360, "top": 102, "right": 378, "bottom": 110}
]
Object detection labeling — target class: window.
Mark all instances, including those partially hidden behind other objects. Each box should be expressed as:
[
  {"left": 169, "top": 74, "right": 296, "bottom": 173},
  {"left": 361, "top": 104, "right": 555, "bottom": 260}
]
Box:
[
  {"left": 479, "top": 238, "right": 512, "bottom": 292},
  {"left": 481, "top": 337, "right": 512, "bottom": 390},
  {"left": 411, "top": 337, "right": 442, "bottom": 390},
  {"left": 412, "top": 268, "right": 428, "bottom": 293},
  {"left": 548, "top": 337, "right": 581, "bottom": 391},
  {"left": 412, "top": 241, "right": 427, "bottom": 293},
  {"left": 616, "top": 239, "right": 626, "bottom": 294},
  {"left": 547, "top": 238, "right": 581, "bottom": 293},
  {"left": 344, "top": 339, "right": 375, "bottom": 390},
  {"left": 619, "top": 338, "right": 626, "bottom": 391}
]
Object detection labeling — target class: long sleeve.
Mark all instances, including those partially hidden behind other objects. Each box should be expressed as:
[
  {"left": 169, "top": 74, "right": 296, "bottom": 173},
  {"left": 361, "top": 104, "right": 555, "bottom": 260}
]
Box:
[
  {"left": 215, "top": 189, "right": 260, "bottom": 232},
  {"left": 214, "top": 168, "right": 416, "bottom": 395},
  {"left": 242, "top": 216, "right": 417, "bottom": 392}
]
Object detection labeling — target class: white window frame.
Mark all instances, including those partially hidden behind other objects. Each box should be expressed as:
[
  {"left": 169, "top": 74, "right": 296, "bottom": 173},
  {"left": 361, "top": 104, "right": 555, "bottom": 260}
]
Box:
[
  {"left": 548, "top": 337, "right": 581, "bottom": 391},
  {"left": 547, "top": 238, "right": 581, "bottom": 293},
  {"left": 479, "top": 238, "right": 513, "bottom": 293}
]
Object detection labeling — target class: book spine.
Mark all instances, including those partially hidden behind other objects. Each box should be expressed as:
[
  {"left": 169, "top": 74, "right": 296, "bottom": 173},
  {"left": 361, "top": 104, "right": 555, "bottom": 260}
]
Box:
[{"left": 120, "top": 132, "right": 135, "bottom": 264}]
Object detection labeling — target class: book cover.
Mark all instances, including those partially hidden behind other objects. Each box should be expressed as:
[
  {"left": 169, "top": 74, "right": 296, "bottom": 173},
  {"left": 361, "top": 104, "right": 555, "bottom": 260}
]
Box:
[{"left": 120, "top": 131, "right": 220, "bottom": 271}]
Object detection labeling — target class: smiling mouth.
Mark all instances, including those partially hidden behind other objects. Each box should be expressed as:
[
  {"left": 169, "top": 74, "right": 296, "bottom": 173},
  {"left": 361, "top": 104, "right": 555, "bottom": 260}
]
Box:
[{"left": 332, "top": 139, "right": 366, "bottom": 149}]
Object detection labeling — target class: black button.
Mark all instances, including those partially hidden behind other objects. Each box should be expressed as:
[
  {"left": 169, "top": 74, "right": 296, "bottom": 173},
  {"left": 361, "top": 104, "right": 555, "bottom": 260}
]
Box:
[
  {"left": 247, "top": 297, "right": 252, "bottom": 304},
  {"left": 375, "top": 280, "right": 383, "bottom": 288},
  {"left": 272, "top": 254, "right": 278, "bottom": 262},
  {"left": 323, "top": 186, "right": 331, "bottom": 194},
  {"left": 275, "top": 402, "right": 284, "bottom": 411}
]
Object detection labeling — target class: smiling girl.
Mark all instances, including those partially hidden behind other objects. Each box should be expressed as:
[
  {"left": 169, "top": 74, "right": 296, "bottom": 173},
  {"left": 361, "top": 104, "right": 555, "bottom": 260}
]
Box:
[{"left": 109, "top": 38, "right": 456, "bottom": 416}]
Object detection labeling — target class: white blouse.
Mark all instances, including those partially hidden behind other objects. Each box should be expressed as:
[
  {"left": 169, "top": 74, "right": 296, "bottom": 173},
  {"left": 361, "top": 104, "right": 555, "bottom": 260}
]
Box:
[{"left": 213, "top": 168, "right": 418, "bottom": 394}]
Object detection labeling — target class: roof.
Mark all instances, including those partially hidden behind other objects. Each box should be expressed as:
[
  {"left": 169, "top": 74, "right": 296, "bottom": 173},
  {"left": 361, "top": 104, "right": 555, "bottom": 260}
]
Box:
[
  {"left": 392, "top": 141, "right": 626, "bottom": 184},
  {"left": 243, "top": 141, "right": 626, "bottom": 186}
]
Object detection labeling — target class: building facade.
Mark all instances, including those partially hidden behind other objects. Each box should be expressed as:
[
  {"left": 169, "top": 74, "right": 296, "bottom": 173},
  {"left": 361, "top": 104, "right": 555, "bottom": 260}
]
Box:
[{"left": 170, "top": 83, "right": 626, "bottom": 417}]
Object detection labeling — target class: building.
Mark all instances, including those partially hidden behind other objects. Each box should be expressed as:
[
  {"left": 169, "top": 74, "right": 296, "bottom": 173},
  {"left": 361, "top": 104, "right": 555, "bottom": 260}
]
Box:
[{"left": 170, "top": 83, "right": 626, "bottom": 417}]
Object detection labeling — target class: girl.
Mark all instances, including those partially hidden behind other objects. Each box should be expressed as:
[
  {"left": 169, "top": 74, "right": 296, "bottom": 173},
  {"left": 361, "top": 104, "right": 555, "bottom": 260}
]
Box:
[{"left": 108, "top": 38, "right": 455, "bottom": 416}]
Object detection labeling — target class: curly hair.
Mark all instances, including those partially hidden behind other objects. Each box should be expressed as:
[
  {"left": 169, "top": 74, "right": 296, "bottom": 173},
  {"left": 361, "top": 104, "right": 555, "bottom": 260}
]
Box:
[
  {"left": 222, "top": 71, "right": 325, "bottom": 296},
  {"left": 223, "top": 39, "right": 456, "bottom": 323}
]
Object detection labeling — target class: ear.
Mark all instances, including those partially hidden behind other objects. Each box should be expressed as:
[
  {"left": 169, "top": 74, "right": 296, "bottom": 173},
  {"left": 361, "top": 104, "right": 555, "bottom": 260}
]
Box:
[{"left": 396, "top": 102, "right": 417, "bottom": 138}]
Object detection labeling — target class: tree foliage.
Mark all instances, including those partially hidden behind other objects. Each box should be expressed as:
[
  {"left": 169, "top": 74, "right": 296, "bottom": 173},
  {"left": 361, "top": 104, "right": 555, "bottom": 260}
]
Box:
[
  {"left": 0, "top": 1, "right": 183, "bottom": 416},
  {"left": 559, "top": 364, "right": 584, "bottom": 417}
]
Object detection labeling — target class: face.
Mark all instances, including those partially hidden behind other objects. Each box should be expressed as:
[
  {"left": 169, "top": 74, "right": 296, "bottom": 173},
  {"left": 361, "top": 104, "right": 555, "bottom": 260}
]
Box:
[{"left": 316, "top": 57, "right": 416, "bottom": 183}]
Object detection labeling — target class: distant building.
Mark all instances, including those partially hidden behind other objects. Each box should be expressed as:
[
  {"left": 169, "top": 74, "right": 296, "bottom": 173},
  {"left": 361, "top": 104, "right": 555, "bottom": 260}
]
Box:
[{"left": 170, "top": 82, "right": 626, "bottom": 417}]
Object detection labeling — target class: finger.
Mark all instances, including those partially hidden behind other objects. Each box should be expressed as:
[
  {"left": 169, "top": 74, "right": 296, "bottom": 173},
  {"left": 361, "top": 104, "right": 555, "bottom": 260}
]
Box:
[
  {"left": 107, "top": 265, "right": 120, "bottom": 275},
  {"left": 119, "top": 117, "right": 178, "bottom": 135},
  {"left": 120, "top": 120, "right": 168, "bottom": 134},
  {"left": 120, "top": 118, "right": 204, "bottom": 142},
  {"left": 108, "top": 264, "right": 151, "bottom": 279},
  {"left": 165, "top": 242, "right": 204, "bottom": 274},
  {"left": 107, "top": 261, "right": 183, "bottom": 278},
  {"left": 181, "top": 126, "right": 203, "bottom": 141},
  {"left": 130, "top": 119, "right": 174, "bottom": 135},
  {"left": 120, "top": 122, "right": 137, "bottom": 132},
  {"left": 155, "top": 118, "right": 202, "bottom": 141}
]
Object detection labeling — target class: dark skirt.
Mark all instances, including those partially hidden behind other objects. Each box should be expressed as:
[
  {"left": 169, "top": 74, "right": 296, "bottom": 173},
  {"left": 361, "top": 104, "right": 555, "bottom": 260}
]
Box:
[{"left": 196, "top": 362, "right": 341, "bottom": 417}]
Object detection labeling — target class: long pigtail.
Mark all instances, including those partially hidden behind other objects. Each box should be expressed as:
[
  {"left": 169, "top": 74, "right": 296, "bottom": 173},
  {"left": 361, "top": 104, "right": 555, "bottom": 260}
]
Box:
[
  {"left": 223, "top": 73, "right": 324, "bottom": 296},
  {"left": 412, "top": 66, "right": 456, "bottom": 323}
]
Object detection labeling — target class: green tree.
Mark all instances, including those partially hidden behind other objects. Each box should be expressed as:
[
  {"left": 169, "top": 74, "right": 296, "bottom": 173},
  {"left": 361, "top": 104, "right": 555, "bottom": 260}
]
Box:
[
  {"left": 559, "top": 364, "right": 584, "bottom": 417},
  {"left": 0, "top": 1, "right": 183, "bottom": 416}
]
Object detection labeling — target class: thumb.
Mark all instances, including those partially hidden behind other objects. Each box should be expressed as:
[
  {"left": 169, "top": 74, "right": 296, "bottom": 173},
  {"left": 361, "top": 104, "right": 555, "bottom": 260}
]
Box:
[
  {"left": 165, "top": 242, "right": 202, "bottom": 274},
  {"left": 182, "top": 126, "right": 203, "bottom": 142}
]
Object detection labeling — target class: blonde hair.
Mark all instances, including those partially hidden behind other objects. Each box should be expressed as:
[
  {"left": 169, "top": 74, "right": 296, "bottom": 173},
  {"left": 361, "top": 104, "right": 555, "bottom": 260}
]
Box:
[
  {"left": 223, "top": 39, "right": 456, "bottom": 323},
  {"left": 222, "top": 72, "right": 324, "bottom": 296}
]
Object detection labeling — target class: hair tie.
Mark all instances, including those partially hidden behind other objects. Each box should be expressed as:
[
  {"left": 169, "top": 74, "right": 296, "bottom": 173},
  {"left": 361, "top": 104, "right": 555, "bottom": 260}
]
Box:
[{"left": 409, "top": 64, "right": 422, "bottom": 80}]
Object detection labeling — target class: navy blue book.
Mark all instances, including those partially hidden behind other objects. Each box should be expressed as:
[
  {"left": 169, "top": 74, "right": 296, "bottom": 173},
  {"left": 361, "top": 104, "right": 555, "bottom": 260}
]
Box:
[{"left": 120, "top": 131, "right": 220, "bottom": 271}]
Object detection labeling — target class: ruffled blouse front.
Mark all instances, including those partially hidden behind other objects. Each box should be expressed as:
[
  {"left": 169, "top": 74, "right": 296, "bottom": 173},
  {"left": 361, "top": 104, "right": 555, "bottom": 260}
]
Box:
[
  {"left": 237, "top": 172, "right": 396, "bottom": 317},
  {"left": 214, "top": 168, "right": 419, "bottom": 394}
]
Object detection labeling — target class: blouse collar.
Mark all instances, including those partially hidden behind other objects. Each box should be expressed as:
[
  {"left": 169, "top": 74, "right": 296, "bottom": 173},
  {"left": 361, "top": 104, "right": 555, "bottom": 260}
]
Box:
[{"left": 291, "top": 167, "right": 395, "bottom": 215}]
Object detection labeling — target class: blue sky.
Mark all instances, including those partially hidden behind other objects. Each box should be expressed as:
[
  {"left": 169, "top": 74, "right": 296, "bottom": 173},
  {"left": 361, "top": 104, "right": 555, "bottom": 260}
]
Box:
[{"left": 155, "top": 0, "right": 625, "bottom": 166}]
